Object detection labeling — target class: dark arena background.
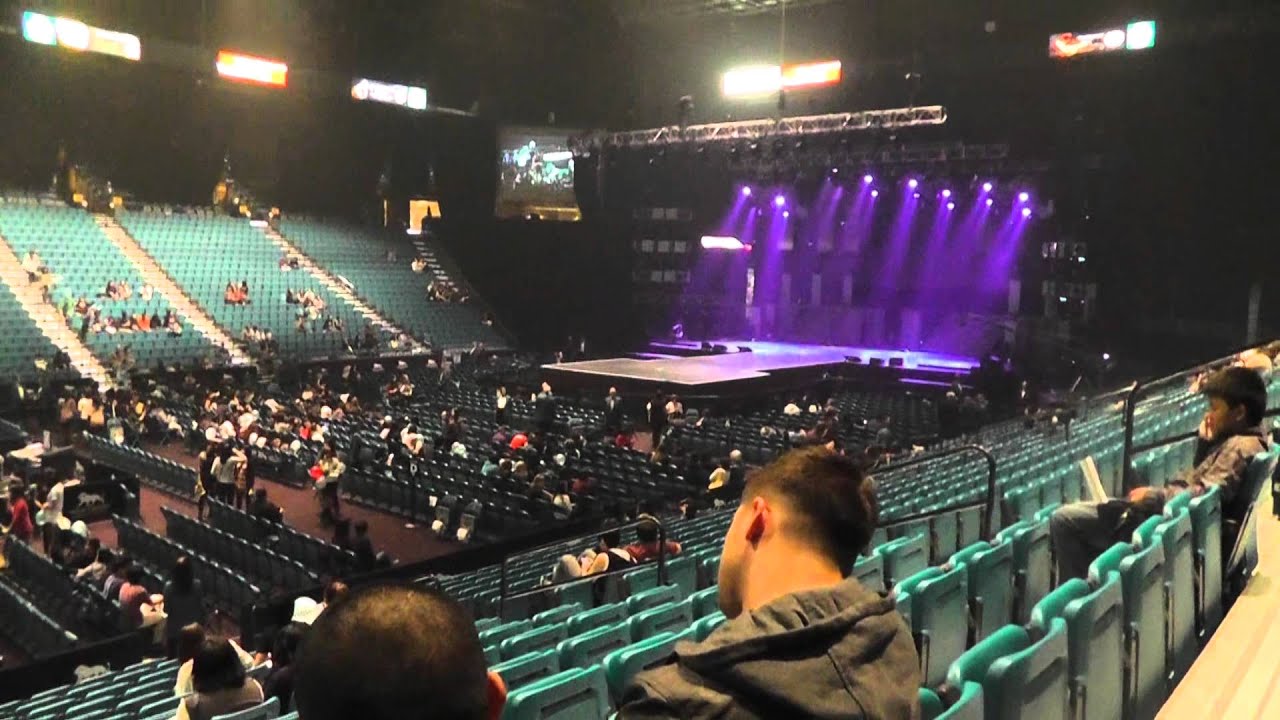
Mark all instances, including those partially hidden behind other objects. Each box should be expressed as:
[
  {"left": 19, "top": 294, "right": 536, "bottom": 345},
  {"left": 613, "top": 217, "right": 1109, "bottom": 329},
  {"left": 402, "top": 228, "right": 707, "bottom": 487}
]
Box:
[{"left": 0, "top": 1, "right": 1277, "bottom": 718}]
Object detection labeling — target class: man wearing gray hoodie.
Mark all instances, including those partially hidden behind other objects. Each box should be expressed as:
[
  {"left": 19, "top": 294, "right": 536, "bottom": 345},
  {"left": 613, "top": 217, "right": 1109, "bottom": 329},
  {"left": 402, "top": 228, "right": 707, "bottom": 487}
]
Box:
[{"left": 618, "top": 447, "right": 921, "bottom": 719}]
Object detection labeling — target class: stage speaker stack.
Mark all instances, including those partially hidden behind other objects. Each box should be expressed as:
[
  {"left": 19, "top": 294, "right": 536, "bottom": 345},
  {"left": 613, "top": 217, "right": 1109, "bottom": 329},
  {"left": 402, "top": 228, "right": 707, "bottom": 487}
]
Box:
[
  {"left": 869, "top": 358, "right": 885, "bottom": 367},
  {"left": 889, "top": 357, "right": 905, "bottom": 368},
  {"left": 845, "top": 356, "right": 863, "bottom": 364}
]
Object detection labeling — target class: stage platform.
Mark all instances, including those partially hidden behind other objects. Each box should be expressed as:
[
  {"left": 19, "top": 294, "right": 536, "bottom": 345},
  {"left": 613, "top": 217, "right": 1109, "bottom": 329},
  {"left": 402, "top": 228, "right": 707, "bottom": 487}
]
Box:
[{"left": 542, "top": 340, "right": 977, "bottom": 398}]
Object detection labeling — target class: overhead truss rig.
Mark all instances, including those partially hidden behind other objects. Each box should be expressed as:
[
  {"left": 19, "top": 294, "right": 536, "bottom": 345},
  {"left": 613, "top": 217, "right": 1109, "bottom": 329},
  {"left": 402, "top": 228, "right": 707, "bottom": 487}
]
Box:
[{"left": 570, "top": 106, "right": 947, "bottom": 155}]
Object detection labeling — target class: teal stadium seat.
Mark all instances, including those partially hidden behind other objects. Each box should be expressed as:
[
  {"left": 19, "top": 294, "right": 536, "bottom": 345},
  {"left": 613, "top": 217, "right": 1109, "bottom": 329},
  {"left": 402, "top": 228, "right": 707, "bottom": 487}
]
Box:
[
  {"left": 876, "top": 534, "right": 930, "bottom": 589},
  {"left": 1153, "top": 509, "right": 1196, "bottom": 686},
  {"left": 628, "top": 601, "right": 693, "bottom": 642},
  {"left": 1118, "top": 541, "right": 1168, "bottom": 720},
  {"left": 603, "top": 631, "right": 689, "bottom": 704},
  {"left": 501, "top": 666, "right": 611, "bottom": 720},
  {"left": 921, "top": 682, "right": 984, "bottom": 720},
  {"left": 946, "top": 620, "right": 1070, "bottom": 720},
  {"left": 566, "top": 602, "right": 628, "bottom": 636},
  {"left": 690, "top": 611, "right": 726, "bottom": 641},
  {"left": 500, "top": 623, "right": 570, "bottom": 661},
  {"left": 852, "top": 552, "right": 886, "bottom": 594},
  {"left": 996, "top": 519, "right": 1052, "bottom": 624},
  {"left": 895, "top": 564, "right": 969, "bottom": 686},
  {"left": 686, "top": 586, "right": 719, "bottom": 619},
  {"left": 556, "top": 622, "right": 633, "bottom": 669},
  {"left": 491, "top": 649, "right": 560, "bottom": 691},
  {"left": 949, "top": 541, "right": 1015, "bottom": 644},
  {"left": 625, "top": 585, "right": 680, "bottom": 615},
  {"left": 1187, "top": 485, "right": 1223, "bottom": 636},
  {"left": 1031, "top": 573, "right": 1125, "bottom": 720}
]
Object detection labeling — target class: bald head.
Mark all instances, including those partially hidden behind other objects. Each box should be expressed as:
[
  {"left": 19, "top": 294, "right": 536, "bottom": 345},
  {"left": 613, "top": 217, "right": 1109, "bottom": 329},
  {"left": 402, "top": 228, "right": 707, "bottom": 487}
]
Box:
[{"left": 294, "top": 584, "right": 504, "bottom": 720}]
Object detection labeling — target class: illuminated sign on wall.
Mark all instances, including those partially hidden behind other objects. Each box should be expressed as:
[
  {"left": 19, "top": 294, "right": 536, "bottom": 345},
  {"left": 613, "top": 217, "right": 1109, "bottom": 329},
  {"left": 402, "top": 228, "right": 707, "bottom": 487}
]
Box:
[
  {"left": 351, "top": 78, "right": 428, "bottom": 110},
  {"left": 722, "top": 59, "right": 843, "bottom": 98},
  {"left": 216, "top": 50, "right": 288, "bottom": 87},
  {"left": 1049, "top": 20, "right": 1156, "bottom": 59},
  {"left": 22, "top": 11, "right": 141, "bottom": 61}
]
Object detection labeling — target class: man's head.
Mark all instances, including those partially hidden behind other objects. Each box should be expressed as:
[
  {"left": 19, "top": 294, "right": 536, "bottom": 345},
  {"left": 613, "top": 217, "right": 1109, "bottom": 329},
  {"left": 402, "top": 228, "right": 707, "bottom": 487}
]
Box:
[
  {"left": 323, "top": 580, "right": 349, "bottom": 605},
  {"left": 635, "top": 518, "right": 660, "bottom": 544},
  {"left": 717, "top": 447, "right": 878, "bottom": 618},
  {"left": 1202, "top": 366, "right": 1268, "bottom": 437},
  {"left": 294, "top": 584, "right": 505, "bottom": 720},
  {"left": 599, "top": 530, "right": 622, "bottom": 550},
  {"left": 125, "top": 565, "right": 145, "bottom": 585},
  {"left": 608, "top": 387, "right": 617, "bottom": 397}
]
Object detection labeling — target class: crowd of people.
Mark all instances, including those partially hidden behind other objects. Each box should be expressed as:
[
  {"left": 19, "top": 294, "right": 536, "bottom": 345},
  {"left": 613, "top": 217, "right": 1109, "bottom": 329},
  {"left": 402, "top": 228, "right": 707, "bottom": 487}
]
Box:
[
  {"left": 223, "top": 281, "right": 251, "bottom": 305},
  {"left": 426, "top": 278, "right": 469, "bottom": 303}
]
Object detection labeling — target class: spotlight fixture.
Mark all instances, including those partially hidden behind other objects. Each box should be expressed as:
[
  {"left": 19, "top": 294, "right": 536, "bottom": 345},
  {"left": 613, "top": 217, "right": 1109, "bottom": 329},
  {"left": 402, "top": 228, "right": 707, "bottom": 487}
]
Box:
[
  {"left": 941, "top": 189, "right": 952, "bottom": 199},
  {"left": 774, "top": 194, "right": 786, "bottom": 208},
  {"left": 1021, "top": 207, "right": 1033, "bottom": 218},
  {"left": 982, "top": 181, "right": 994, "bottom": 193},
  {"left": 863, "top": 174, "right": 874, "bottom": 184},
  {"left": 985, "top": 198, "right": 995, "bottom": 207},
  {"left": 782, "top": 210, "right": 790, "bottom": 218},
  {"left": 831, "top": 167, "right": 839, "bottom": 174},
  {"left": 946, "top": 202, "right": 955, "bottom": 211},
  {"left": 741, "top": 186, "right": 752, "bottom": 197},
  {"left": 1018, "top": 191, "right": 1030, "bottom": 203},
  {"left": 907, "top": 178, "right": 919, "bottom": 189},
  {"left": 870, "top": 189, "right": 880, "bottom": 198},
  {"left": 912, "top": 192, "right": 921, "bottom": 199}
]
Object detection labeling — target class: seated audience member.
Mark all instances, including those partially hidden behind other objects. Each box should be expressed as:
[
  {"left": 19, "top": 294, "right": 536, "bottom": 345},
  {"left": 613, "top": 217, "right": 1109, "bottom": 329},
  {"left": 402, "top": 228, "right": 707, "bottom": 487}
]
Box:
[
  {"left": 352, "top": 520, "right": 376, "bottom": 573},
  {"left": 263, "top": 622, "right": 307, "bottom": 713},
  {"left": 1051, "top": 366, "right": 1271, "bottom": 580},
  {"left": 164, "top": 557, "right": 205, "bottom": 657},
  {"left": 250, "top": 488, "right": 284, "bottom": 524},
  {"left": 176, "top": 636, "right": 265, "bottom": 720},
  {"left": 103, "top": 555, "right": 131, "bottom": 601},
  {"left": 76, "top": 546, "right": 113, "bottom": 584},
  {"left": 118, "top": 564, "right": 158, "bottom": 629},
  {"left": 175, "top": 623, "right": 257, "bottom": 696},
  {"left": 624, "top": 517, "right": 682, "bottom": 563},
  {"left": 552, "top": 529, "right": 637, "bottom": 583},
  {"left": 618, "top": 447, "right": 920, "bottom": 718},
  {"left": 293, "top": 584, "right": 506, "bottom": 720}
]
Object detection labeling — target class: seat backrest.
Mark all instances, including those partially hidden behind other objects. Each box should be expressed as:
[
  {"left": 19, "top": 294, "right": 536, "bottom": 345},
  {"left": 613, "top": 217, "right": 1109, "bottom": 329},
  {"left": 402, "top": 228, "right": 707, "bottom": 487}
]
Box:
[
  {"left": 691, "top": 611, "right": 726, "bottom": 641},
  {"left": 556, "top": 622, "right": 632, "bottom": 669},
  {"left": 903, "top": 564, "right": 969, "bottom": 686},
  {"left": 1007, "top": 518, "right": 1053, "bottom": 623},
  {"left": 852, "top": 552, "right": 885, "bottom": 594},
  {"left": 1155, "top": 509, "right": 1196, "bottom": 684},
  {"left": 1188, "top": 485, "right": 1224, "bottom": 634},
  {"left": 876, "top": 534, "right": 930, "bottom": 588},
  {"left": 1119, "top": 542, "right": 1168, "bottom": 720},
  {"left": 625, "top": 584, "right": 679, "bottom": 615},
  {"left": 1063, "top": 572, "right": 1125, "bottom": 720},
  {"left": 664, "top": 554, "right": 697, "bottom": 595},
  {"left": 566, "top": 602, "right": 628, "bottom": 636},
  {"left": 490, "top": 649, "right": 560, "bottom": 691},
  {"left": 478, "top": 619, "right": 531, "bottom": 647},
  {"left": 686, "top": 586, "right": 719, "bottom": 619},
  {"left": 1086, "top": 543, "right": 1133, "bottom": 585},
  {"left": 946, "top": 624, "right": 1029, "bottom": 688},
  {"left": 602, "top": 632, "right": 680, "bottom": 703},
  {"left": 1225, "top": 449, "right": 1279, "bottom": 580},
  {"left": 500, "top": 623, "right": 570, "bottom": 660},
  {"left": 501, "top": 666, "right": 611, "bottom": 720},
  {"left": 953, "top": 541, "right": 1015, "bottom": 643},
  {"left": 628, "top": 601, "right": 694, "bottom": 642},
  {"left": 935, "top": 681, "right": 985, "bottom": 720},
  {"left": 986, "top": 617, "right": 1070, "bottom": 720},
  {"left": 531, "top": 602, "right": 583, "bottom": 628},
  {"left": 210, "top": 697, "right": 281, "bottom": 720}
]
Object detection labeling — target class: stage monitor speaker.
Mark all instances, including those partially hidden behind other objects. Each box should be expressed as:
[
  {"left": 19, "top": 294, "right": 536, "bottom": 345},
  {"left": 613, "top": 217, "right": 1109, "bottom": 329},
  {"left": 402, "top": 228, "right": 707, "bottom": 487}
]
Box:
[
  {"left": 845, "top": 356, "right": 864, "bottom": 364},
  {"left": 888, "top": 357, "right": 905, "bottom": 368},
  {"left": 737, "top": 346, "right": 753, "bottom": 353},
  {"left": 869, "top": 358, "right": 885, "bottom": 367},
  {"left": 713, "top": 344, "right": 728, "bottom": 354}
]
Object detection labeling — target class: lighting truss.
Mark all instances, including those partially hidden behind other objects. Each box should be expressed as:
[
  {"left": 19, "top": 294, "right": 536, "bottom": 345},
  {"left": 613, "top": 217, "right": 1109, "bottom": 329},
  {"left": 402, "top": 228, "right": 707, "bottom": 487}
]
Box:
[{"left": 570, "top": 106, "right": 947, "bottom": 155}]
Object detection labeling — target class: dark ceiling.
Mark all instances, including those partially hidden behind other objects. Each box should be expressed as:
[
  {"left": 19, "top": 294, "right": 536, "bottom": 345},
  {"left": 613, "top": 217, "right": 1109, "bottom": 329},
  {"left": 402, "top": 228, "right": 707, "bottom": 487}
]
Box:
[{"left": 603, "top": 0, "right": 844, "bottom": 25}]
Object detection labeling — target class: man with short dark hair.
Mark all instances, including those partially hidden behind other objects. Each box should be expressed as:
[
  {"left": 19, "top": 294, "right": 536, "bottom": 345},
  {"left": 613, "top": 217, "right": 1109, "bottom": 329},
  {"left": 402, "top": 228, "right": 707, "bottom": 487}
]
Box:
[
  {"left": 1051, "top": 366, "right": 1271, "bottom": 580},
  {"left": 293, "top": 584, "right": 506, "bottom": 720},
  {"left": 352, "top": 520, "right": 376, "bottom": 573},
  {"left": 619, "top": 447, "right": 920, "bottom": 719}
]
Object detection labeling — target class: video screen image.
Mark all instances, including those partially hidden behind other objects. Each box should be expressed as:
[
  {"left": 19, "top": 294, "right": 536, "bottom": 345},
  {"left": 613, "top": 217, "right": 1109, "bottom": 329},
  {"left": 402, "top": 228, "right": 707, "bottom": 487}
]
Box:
[{"left": 496, "top": 127, "right": 580, "bottom": 219}]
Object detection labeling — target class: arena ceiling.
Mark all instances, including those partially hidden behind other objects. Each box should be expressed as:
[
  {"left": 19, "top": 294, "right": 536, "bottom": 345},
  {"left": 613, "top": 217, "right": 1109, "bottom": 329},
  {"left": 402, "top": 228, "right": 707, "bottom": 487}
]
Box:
[{"left": 603, "top": 0, "right": 846, "bottom": 24}]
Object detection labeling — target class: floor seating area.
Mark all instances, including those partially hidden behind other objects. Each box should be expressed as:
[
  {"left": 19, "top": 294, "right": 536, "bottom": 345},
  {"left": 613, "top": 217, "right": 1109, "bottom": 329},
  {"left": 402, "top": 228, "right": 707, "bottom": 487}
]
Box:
[
  {"left": 117, "top": 208, "right": 383, "bottom": 359},
  {"left": 280, "top": 217, "right": 507, "bottom": 350},
  {"left": 206, "top": 498, "right": 358, "bottom": 575},
  {"left": 0, "top": 198, "right": 217, "bottom": 368},
  {"left": 2, "top": 540, "right": 120, "bottom": 643}
]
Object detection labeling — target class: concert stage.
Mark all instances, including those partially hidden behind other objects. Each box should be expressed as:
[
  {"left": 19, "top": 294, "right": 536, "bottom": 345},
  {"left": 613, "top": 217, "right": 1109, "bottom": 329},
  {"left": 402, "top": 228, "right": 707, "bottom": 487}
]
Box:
[{"left": 542, "top": 340, "right": 978, "bottom": 399}]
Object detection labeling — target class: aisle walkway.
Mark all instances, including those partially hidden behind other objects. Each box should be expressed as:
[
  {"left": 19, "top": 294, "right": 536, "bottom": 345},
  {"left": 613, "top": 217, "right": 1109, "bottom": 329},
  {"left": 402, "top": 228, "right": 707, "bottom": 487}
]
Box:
[{"left": 1159, "top": 493, "right": 1280, "bottom": 718}]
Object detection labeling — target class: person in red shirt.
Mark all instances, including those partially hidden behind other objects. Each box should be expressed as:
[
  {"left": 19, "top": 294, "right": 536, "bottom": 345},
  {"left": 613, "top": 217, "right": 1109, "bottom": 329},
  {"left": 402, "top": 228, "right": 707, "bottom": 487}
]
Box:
[
  {"left": 624, "top": 518, "right": 682, "bottom": 564},
  {"left": 118, "top": 564, "right": 153, "bottom": 629},
  {"left": 4, "top": 485, "right": 34, "bottom": 542}
]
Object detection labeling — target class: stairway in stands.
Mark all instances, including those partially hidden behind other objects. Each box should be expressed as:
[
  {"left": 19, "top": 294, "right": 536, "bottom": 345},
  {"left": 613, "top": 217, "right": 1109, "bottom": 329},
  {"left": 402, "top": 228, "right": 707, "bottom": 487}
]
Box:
[
  {"left": 94, "top": 215, "right": 253, "bottom": 366},
  {"left": 257, "top": 223, "right": 425, "bottom": 352},
  {"left": 0, "top": 233, "right": 113, "bottom": 386}
]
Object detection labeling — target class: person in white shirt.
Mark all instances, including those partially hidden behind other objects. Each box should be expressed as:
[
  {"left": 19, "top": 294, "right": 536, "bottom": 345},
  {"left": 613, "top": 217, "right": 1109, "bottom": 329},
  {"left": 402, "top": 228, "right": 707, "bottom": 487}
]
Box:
[
  {"left": 37, "top": 477, "right": 66, "bottom": 554},
  {"left": 783, "top": 401, "right": 802, "bottom": 416},
  {"left": 173, "top": 624, "right": 257, "bottom": 696}
]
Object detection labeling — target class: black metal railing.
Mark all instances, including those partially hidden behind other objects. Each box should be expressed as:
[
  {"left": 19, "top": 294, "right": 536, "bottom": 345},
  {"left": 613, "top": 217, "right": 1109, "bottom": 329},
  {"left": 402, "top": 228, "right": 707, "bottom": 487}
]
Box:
[{"left": 877, "top": 444, "right": 998, "bottom": 542}]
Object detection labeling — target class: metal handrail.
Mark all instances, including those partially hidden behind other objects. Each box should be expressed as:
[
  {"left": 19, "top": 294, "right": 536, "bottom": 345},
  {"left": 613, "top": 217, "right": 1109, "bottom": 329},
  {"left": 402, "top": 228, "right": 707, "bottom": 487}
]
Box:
[{"left": 878, "top": 444, "right": 998, "bottom": 541}]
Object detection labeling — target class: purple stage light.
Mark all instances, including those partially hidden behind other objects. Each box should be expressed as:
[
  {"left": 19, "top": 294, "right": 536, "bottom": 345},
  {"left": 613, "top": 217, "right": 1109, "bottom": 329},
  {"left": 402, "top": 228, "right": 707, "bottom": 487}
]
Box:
[
  {"left": 941, "top": 189, "right": 952, "bottom": 199},
  {"left": 946, "top": 202, "right": 955, "bottom": 211},
  {"left": 701, "top": 235, "right": 746, "bottom": 250},
  {"left": 982, "top": 181, "right": 994, "bottom": 193},
  {"left": 907, "top": 178, "right": 919, "bottom": 189},
  {"left": 1021, "top": 207, "right": 1033, "bottom": 218},
  {"left": 782, "top": 210, "right": 790, "bottom": 218},
  {"left": 863, "top": 174, "right": 874, "bottom": 184},
  {"left": 831, "top": 167, "right": 839, "bottom": 174},
  {"left": 870, "top": 189, "right": 879, "bottom": 198},
  {"left": 912, "top": 192, "right": 921, "bottom": 199},
  {"left": 774, "top": 194, "right": 786, "bottom": 208},
  {"left": 1018, "top": 191, "right": 1030, "bottom": 203},
  {"left": 985, "top": 198, "right": 994, "bottom": 207},
  {"left": 741, "top": 186, "right": 752, "bottom": 197}
]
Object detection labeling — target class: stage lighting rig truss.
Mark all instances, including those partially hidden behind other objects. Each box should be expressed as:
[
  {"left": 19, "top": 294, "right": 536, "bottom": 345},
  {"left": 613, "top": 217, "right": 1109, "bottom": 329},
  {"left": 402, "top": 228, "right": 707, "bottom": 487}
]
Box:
[{"left": 570, "top": 106, "right": 947, "bottom": 155}]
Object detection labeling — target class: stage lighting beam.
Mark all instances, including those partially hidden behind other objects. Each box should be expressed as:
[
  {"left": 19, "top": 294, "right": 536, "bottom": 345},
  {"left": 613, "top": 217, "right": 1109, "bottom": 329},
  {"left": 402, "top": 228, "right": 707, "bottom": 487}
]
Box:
[{"left": 216, "top": 50, "right": 288, "bottom": 87}]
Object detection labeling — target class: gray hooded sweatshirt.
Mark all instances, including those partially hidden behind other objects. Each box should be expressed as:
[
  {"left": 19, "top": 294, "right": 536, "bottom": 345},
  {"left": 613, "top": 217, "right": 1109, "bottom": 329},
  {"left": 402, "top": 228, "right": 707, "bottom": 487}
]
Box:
[{"left": 618, "top": 577, "right": 922, "bottom": 719}]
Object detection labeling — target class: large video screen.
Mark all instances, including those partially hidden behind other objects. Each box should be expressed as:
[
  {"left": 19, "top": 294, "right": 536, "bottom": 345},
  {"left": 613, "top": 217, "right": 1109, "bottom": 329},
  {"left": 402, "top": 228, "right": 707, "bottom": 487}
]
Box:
[{"left": 496, "top": 127, "right": 580, "bottom": 220}]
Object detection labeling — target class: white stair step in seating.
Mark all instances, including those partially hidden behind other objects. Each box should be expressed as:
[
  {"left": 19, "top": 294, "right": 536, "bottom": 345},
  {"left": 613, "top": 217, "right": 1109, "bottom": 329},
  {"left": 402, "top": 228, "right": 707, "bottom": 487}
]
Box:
[
  {"left": 93, "top": 215, "right": 253, "bottom": 366},
  {"left": 0, "top": 232, "right": 113, "bottom": 386}
]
